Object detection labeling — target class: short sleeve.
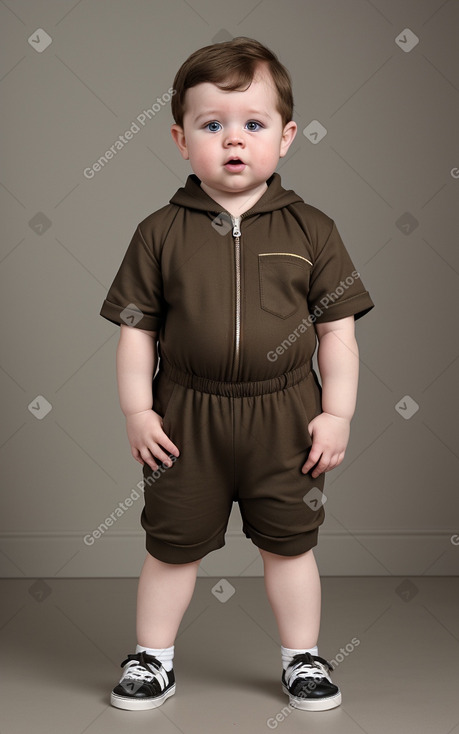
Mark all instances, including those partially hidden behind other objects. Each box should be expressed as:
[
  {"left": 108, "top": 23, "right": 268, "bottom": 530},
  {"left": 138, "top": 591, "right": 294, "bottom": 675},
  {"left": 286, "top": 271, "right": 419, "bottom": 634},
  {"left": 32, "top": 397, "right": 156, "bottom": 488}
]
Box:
[
  {"left": 308, "top": 221, "right": 374, "bottom": 323},
  {"left": 99, "top": 223, "right": 164, "bottom": 331}
]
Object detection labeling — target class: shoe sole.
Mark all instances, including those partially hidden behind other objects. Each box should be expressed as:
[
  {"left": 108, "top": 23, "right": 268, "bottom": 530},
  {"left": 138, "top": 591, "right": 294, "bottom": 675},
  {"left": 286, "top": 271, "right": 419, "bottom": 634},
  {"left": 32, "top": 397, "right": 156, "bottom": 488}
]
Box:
[
  {"left": 110, "top": 684, "right": 176, "bottom": 711},
  {"left": 282, "top": 684, "right": 342, "bottom": 711}
]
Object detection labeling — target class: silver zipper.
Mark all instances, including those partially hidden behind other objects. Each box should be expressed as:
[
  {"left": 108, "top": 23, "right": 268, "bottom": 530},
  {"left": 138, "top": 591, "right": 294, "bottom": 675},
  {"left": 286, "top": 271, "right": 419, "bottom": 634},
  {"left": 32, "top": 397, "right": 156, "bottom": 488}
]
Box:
[{"left": 231, "top": 216, "right": 242, "bottom": 380}]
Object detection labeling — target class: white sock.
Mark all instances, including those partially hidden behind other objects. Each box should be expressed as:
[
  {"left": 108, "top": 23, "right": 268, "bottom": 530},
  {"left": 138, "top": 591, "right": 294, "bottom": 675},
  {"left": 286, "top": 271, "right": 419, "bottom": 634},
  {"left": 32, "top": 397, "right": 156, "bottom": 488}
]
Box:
[
  {"left": 136, "top": 644, "right": 174, "bottom": 672},
  {"left": 281, "top": 645, "right": 318, "bottom": 670}
]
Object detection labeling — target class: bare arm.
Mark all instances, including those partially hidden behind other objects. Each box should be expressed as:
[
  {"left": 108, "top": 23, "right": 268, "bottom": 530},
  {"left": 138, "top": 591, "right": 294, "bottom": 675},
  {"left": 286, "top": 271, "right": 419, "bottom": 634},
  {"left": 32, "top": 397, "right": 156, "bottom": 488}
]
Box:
[
  {"left": 316, "top": 316, "right": 359, "bottom": 421},
  {"left": 301, "top": 316, "right": 359, "bottom": 478},
  {"left": 116, "top": 324, "right": 157, "bottom": 415},
  {"left": 116, "top": 325, "right": 179, "bottom": 469}
]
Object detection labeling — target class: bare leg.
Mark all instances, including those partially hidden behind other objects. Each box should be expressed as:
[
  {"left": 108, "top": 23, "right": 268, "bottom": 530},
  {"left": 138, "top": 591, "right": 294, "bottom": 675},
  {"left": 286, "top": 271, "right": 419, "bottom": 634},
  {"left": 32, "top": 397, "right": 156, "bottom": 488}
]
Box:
[
  {"left": 136, "top": 553, "right": 201, "bottom": 649},
  {"left": 260, "top": 548, "right": 321, "bottom": 649}
]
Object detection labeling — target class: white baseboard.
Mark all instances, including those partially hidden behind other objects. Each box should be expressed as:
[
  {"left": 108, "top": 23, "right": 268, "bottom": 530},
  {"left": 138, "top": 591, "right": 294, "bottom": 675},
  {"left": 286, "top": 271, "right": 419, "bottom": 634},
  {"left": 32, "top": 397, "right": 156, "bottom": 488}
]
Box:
[{"left": 1, "top": 530, "right": 457, "bottom": 577}]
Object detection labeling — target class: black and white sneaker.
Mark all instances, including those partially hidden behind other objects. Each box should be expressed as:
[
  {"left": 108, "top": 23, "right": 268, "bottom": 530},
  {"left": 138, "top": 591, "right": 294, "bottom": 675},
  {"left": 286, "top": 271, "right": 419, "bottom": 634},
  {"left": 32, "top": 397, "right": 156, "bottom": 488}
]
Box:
[
  {"left": 110, "top": 651, "right": 176, "bottom": 710},
  {"left": 282, "top": 653, "right": 341, "bottom": 711}
]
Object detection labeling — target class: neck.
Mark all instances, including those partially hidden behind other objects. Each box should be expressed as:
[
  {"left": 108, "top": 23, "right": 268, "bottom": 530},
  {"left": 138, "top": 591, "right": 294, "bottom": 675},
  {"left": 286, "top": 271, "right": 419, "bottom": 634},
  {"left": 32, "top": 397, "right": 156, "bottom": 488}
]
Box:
[{"left": 200, "top": 181, "right": 268, "bottom": 217}]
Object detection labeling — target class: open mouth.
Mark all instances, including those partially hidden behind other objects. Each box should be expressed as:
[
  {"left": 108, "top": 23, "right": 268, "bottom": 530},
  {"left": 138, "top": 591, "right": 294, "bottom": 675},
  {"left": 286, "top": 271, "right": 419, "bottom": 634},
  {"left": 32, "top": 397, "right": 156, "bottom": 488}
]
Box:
[{"left": 224, "top": 158, "right": 246, "bottom": 170}]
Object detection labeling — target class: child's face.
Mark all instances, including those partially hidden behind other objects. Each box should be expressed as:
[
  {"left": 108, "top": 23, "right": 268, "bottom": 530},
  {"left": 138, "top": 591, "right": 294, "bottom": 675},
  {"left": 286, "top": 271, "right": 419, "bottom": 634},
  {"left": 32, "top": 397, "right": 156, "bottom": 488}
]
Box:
[{"left": 171, "top": 65, "right": 297, "bottom": 201}]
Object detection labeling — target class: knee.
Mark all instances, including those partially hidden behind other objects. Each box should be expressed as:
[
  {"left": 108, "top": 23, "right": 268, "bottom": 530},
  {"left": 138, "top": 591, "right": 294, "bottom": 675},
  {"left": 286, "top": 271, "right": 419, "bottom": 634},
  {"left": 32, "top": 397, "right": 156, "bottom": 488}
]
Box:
[
  {"left": 258, "top": 547, "right": 314, "bottom": 561},
  {"left": 258, "top": 547, "right": 282, "bottom": 562}
]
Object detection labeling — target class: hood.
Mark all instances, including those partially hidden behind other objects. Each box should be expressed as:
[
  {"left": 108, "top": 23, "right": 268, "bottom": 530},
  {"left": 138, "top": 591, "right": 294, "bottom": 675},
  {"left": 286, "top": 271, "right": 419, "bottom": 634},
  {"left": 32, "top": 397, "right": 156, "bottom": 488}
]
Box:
[{"left": 169, "top": 173, "right": 303, "bottom": 215}]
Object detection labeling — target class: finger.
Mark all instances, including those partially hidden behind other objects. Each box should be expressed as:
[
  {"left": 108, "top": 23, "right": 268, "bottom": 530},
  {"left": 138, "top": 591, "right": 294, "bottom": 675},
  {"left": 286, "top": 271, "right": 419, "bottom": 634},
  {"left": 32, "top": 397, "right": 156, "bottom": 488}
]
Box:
[
  {"left": 326, "top": 451, "right": 345, "bottom": 472},
  {"left": 139, "top": 447, "right": 160, "bottom": 471},
  {"left": 302, "top": 448, "right": 322, "bottom": 474},
  {"left": 311, "top": 452, "right": 331, "bottom": 478},
  {"left": 131, "top": 447, "right": 145, "bottom": 466},
  {"left": 147, "top": 444, "right": 176, "bottom": 468},
  {"left": 311, "top": 462, "right": 327, "bottom": 478},
  {"left": 156, "top": 430, "right": 180, "bottom": 458}
]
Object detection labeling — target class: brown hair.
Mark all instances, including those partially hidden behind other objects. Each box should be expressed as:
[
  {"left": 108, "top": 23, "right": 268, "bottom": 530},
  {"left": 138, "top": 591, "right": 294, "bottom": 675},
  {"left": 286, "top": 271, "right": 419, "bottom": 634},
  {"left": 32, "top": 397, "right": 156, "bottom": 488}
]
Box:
[{"left": 171, "top": 37, "right": 294, "bottom": 128}]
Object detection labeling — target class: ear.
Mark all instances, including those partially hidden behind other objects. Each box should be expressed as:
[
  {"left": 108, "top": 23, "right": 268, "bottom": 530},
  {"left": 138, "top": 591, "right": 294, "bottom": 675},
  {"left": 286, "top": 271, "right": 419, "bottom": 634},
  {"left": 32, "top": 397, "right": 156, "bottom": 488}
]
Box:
[
  {"left": 279, "top": 120, "right": 297, "bottom": 158},
  {"left": 171, "top": 124, "right": 189, "bottom": 160}
]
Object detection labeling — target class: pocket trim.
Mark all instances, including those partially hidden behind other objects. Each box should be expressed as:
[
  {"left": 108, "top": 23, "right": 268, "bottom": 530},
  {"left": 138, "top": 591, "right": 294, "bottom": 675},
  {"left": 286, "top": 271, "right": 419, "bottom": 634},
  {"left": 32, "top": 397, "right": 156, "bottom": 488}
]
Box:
[{"left": 259, "top": 252, "right": 313, "bottom": 267}]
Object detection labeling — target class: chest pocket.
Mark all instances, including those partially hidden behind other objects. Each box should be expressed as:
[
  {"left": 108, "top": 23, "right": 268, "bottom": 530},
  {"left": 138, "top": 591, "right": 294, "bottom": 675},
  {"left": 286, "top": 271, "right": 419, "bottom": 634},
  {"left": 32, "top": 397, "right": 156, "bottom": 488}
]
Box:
[{"left": 258, "top": 253, "right": 312, "bottom": 319}]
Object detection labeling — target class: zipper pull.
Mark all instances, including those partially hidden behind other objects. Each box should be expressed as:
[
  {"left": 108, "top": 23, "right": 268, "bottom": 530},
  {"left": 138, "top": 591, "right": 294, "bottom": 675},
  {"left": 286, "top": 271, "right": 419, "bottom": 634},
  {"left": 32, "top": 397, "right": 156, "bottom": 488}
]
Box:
[{"left": 231, "top": 216, "right": 241, "bottom": 238}]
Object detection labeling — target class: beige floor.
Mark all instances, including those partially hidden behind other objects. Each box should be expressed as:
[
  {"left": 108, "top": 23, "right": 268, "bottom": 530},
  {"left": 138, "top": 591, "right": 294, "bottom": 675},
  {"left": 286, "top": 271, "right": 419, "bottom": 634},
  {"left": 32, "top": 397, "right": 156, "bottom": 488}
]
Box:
[{"left": 0, "top": 576, "right": 458, "bottom": 734}]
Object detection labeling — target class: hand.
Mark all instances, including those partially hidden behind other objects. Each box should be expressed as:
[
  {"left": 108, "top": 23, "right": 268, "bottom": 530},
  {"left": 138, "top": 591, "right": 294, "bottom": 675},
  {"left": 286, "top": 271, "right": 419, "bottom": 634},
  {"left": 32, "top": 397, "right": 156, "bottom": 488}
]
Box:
[
  {"left": 301, "top": 413, "right": 350, "bottom": 478},
  {"left": 125, "top": 410, "right": 180, "bottom": 471}
]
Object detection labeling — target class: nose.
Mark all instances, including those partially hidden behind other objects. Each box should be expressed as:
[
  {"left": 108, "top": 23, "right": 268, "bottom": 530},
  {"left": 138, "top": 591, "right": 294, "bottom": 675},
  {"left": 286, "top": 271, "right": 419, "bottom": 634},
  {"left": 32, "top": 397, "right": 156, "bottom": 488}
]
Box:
[{"left": 224, "top": 128, "right": 244, "bottom": 147}]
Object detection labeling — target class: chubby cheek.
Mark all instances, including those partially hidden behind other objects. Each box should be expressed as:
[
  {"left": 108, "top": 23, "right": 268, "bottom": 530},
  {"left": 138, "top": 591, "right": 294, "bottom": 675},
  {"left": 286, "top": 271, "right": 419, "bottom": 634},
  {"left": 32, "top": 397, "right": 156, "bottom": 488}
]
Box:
[
  {"left": 252, "top": 142, "right": 280, "bottom": 174},
  {"left": 187, "top": 137, "right": 217, "bottom": 174}
]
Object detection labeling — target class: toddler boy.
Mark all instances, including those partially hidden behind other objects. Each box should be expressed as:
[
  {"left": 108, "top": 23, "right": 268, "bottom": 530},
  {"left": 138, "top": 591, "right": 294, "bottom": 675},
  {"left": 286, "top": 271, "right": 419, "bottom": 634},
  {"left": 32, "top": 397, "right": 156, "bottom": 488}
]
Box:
[{"left": 100, "top": 37, "right": 374, "bottom": 712}]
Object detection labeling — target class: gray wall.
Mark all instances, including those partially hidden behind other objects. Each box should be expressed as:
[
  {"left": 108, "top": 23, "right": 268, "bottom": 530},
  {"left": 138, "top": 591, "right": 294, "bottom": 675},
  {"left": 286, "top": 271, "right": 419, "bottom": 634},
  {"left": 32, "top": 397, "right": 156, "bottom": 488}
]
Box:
[{"left": 1, "top": 0, "right": 458, "bottom": 578}]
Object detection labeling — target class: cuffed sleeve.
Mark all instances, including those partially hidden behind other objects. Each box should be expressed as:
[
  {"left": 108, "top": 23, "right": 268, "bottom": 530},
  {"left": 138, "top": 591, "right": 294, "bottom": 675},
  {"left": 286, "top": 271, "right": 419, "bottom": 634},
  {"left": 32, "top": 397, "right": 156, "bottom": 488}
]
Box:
[
  {"left": 100, "top": 223, "right": 165, "bottom": 331},
  {"left": 307, "top": 221, "right": 374, "bottom": 323}
]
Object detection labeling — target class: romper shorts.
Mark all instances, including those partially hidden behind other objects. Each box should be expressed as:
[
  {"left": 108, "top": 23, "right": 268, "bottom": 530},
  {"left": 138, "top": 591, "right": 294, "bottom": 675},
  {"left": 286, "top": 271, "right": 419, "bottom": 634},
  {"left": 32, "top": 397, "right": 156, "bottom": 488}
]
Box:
[{"left": 140, "top": 355, "right": 325, "bottom": 564}]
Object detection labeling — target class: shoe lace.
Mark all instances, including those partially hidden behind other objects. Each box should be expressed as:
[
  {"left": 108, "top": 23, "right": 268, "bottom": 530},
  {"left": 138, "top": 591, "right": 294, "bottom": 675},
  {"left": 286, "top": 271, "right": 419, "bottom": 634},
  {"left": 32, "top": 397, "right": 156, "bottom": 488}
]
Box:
[
  {"left": 287, "top": 653, "right": 332, "bottom": 683},
  {"left": 122, "top": 652, "right": 161, "bottom": 682}
]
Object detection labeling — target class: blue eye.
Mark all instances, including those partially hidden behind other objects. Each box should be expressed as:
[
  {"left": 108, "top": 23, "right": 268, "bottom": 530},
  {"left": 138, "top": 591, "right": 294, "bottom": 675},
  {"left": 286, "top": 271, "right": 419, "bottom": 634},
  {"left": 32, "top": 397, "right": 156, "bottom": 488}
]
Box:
[
  {"left": 245, "top": 121, "right": 262, "bottom": 131},
  {"left": 206, "top": 121, "right": 222, "bottom": 132}
]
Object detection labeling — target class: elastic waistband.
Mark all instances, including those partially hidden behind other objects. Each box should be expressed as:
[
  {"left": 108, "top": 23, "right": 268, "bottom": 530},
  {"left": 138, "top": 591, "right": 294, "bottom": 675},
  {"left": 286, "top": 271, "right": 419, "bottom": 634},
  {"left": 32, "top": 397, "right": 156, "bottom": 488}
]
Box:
[{"left": 161, "top": 358, "right": 311, "bottom": 397}]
